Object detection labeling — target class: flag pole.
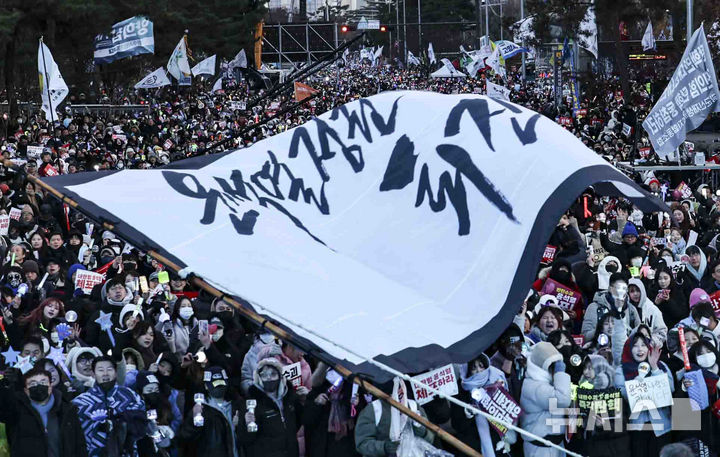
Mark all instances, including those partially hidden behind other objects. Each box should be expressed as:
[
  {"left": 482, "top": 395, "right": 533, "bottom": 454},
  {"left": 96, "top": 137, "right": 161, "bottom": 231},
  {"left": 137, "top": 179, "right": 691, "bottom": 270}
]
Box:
[{"left": 39, "top": 36, "right": 56, "bottom": 125}]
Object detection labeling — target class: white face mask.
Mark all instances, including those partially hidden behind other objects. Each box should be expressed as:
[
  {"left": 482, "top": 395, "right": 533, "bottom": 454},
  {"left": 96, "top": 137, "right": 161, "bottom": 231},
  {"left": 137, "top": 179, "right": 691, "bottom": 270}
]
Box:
[
  {"left": 611, "top": 283, "right": 628, "bottom": 301},
  {"left": 126, "top": 364, "right": 137, "bottom": 372},
  {"left": 662, "top": 255, "right": 674, "bottom": 265},
  {"left": 697, "top": 352, "right": 717, "bottom": 369},
  {"left": 179, "top": 307, "right": 194, "bottom": 320},
  {"left": 631, "top": 258, "right": 643, "bottom": 267},
  {"left": 212, "top": 329, "right": 224, "bottom": 342}
]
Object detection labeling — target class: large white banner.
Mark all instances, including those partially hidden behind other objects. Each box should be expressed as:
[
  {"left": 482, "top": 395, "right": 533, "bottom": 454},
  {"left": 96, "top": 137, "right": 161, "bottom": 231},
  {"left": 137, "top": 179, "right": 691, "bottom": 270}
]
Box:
[
  {"left": 47, "top": 92, "right": 661, "bottom": 378},
  {"left": 191, "top": 55, "right": 216, "bottom": 76},
  {"left": 134, "top": 67, "right": 171, "bottom": 89}
]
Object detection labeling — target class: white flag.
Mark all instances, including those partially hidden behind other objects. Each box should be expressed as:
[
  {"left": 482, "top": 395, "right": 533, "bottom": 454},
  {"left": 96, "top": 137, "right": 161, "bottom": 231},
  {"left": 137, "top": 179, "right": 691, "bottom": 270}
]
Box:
[
  {"left": 167, "top": 36, "right": 191, "bottom": 81},
  {"left": 373, "top": 46, "right": 383, "bottom": 66},
  {"left": 407, "top": 51, "right": 420, "bottom": 66},
  {"left": 486, "top": 81, "right": 511, "bottom": 101},
  {"left": 466, "top": 54, "right": 485, "bottom": 78},
  {"left": 460, "top": 45, "right": 468, "bottom": 55},
  {"left": 134, "top": 67, "right": 171, "bottom": 89},
  {"left": 642, "top": 22, "right": 656, "bottom": 51},
  {"left": 486, "top": 46, "right": 504, "bottom": 76},
  {"left": 37, "top": 41, "right": 69, "bottom": 123},
  {"left": 191, "top": 55, "right": 216, "bottom": 76},
  {"left": 342, "top": 48, "right": 350, "bottom": 64},
  {"left": 230, "top": 49, "right": 248, "bottom": 69},
  {"left": 212, "top": 76, "right": 223, "bottom": 93},
  {"left": 578, "top": 0, "right": 598, "bottom": 59},
  {"left": 428, "top": 42, "right": 436, "bottom": 65}
]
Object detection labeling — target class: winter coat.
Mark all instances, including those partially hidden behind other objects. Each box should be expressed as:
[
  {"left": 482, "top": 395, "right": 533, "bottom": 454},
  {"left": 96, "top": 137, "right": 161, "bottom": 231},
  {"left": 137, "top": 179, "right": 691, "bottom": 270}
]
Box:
[
  {"left": 177, "top": 397, "right": 242, "bottom": 457},
  {"left": 519, "top": 358, "right": 571, "bottom": 457},
  {"left": 613, "top": 362, "right": 674, "bottom": 436},
  {"left": 582, "top": 292, "right": 639, "bottom": 365},
  {"left": 627, "top": 278, "right": 668, "bottom": 347},
  {"left": 354, "top": 400, "right": 433, "bottom": 457},
  {"left": 236, "top": 385, "right": 303, "bottom": 457},
  {"left": 303, "top": 387, "right": 359, "bottom": 457},
  {"left": 645, "top": 282, "right": 687, "bottom": 329},
  {"left": 71, "top": 383, "right": 148, "bottom": 457},
  {"left": 0, "top": 387, "right": 88, "bottom": 457}
]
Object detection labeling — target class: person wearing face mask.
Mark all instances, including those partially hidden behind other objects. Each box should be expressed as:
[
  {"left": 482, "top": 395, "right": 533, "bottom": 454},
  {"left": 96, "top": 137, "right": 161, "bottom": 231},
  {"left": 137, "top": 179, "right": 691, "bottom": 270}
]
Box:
[
  {"left": 72, "top": 356, "right": 148, "bottom": 457},
  {"left": 533, "top": 258, "right": 585, "bottom": 324},
  {"left": 547, "top": 329, "right": 587, "bottom": 383},
  {"left": 490, "top": 323, "right": 527, "bottom": 401},
  {"left": 133, "top": 371, "right": 179, "bottom": 456},
  {"left": 582, "top": 274, "right": 639, "bottom": 358},
  {"left": 676, "top": 341, "right": 720, "bottom": 453},
  {"left": 167, "top": 296, "right": 197, "bottom": 359},
  {"left": 178, "top": 366, "right": 243, "bottom": 457},
  {"left": 647, "top": 265, "right": 687, "bottom": 329},
  {"left": 241, "top": 332, "right": 282, "bottom": 395},
  {"left": 614, "top": 329, "right": 674, "bottom": 457},
  {"left": 600, "top": 221, "right": 645, "bottom": 269},
  {"left": 627, "top": 278, "right": 668, "bottom": 348},
  {"left": 236, "top": 358, "right": 306, "bottom": 457},
  {"left": 574, "top": 254, "right": 622, "bottom": 305},
  {"left": 0, "top": 367, "right": 88, "bottom": 457},
  {"left": 450, "top": 354, "right": 515, "bottom": 457}
]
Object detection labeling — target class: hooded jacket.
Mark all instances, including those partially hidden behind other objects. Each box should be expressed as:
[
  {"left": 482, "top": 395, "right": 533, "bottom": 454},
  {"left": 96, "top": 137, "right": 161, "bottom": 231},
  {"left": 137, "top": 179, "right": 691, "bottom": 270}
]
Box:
[
  {"left": 65, "top": 346, "right": 103, "bottom": 389},
  {"left": 236, "top": 358, "right": 304, "bottom": 457},
  {"left": 627, "top": 278, "right": 668, "bottom": 347},
  {"left": 83, "top": 282, "right": 134, "bottom": 353},
  {"left": 520, "top": 344, "right": 571, "bottom": 444},
  {"left": 581, "top": 291, "right": 639, "bottom": 367}
]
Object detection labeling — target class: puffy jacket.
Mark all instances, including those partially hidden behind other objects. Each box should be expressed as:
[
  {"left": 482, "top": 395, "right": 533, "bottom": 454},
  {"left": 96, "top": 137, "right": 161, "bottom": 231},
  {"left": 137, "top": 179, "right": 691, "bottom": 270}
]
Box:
[
  {"left": 236, "top": 385, "right": 303, "bottom": 457},
  {"left": 582, "top": 291, "right": 639, "bottom": 365},
  {"left": 177, "top": 397, "right": 242, "bottom": 457},
  {"left": 627, "top": 278, "right": 668, "bottom": 347},
  {"left": 519, "top": 359, "right": 571, "bottom": 440},
  {"left": 354, "top": 400, "right": 434, "bottom": 457},
  {"left": 0, "top": 387, "right": 88, "bottom": 457}
]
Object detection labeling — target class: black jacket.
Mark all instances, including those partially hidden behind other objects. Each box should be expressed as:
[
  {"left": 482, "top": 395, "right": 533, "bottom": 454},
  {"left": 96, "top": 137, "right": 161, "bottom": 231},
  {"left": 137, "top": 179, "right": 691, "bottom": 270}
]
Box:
[
  {"left": 0, "top": 387, "right": 88, "bottom": 457},
  {"left": 177, "top": 397, "right": 242, "bottom": 457},
  {"left": 236, "top": 385, "right": 303, "bottom": 457},
  {"left": 303, "top": 387, "right": 359, "bottom": 457}
]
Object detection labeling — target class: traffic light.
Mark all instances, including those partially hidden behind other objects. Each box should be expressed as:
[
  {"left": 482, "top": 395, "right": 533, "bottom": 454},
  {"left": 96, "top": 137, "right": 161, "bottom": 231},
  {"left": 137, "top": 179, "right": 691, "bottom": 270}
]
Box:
[
  {"left": 379, "top": 25, "right": 387, "bottom": 32},
  {"left": 340, "top": 24, "right": 350, "bottom": 33}
]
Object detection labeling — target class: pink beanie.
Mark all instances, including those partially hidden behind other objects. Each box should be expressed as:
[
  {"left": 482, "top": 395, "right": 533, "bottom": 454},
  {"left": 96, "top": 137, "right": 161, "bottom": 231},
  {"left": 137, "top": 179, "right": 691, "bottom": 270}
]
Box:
[{"left": 689, "top": 288, "right": 711, "bottom": 308}]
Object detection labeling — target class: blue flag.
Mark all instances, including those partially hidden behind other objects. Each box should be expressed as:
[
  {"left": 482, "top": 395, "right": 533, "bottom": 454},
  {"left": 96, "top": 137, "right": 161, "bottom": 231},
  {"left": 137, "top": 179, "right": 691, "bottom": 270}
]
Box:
[{"left": 94, "top": 16, "right": 154, "bottom": 64}]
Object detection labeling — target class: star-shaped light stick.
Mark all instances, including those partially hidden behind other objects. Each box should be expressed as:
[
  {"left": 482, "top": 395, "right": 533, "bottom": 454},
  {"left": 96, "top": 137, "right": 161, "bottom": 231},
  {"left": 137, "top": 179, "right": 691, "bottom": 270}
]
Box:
[
  {"left": 95, "top": 310, "right": 116, "bottom": 347},
  {"left": 15, "top": 355, "right": 33, "bottom": 374},
  {"left": 47, "top": 346, "right": 72, "bottom": 378},
  {"left": 1, "top": 345, "right": 19, "bottom": 366},
  {"left": 660, "top": 183, "right": 669, "bottom": 202}
]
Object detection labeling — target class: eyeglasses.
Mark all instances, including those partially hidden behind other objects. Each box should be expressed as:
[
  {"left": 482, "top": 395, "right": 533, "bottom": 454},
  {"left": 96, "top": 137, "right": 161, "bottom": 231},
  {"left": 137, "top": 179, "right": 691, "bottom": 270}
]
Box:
[
  {"left": 27, "top": 381, "right": 49, "bottom": 388},
  {"left": 77, "top": 358, "right": 93, "bottom": 365}
]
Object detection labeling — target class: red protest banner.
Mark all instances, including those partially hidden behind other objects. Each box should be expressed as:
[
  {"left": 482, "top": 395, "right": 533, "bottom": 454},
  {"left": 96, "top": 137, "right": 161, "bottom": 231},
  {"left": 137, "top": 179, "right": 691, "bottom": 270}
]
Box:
[
  {"left": 709, "top": 291, "right": 720, "bottom": 318},
  {"left": 558, "top": 117, "right": 573, "bottom": 127},
  {"left": 476, "top": 384, "right": 522, "bottom": 436},
  {"left": 542, "top": 245, "right": 557, "bottom": 264},
  {"left": 638, "top": 147, "right": 651, "bottom": 159},
  {"left": 541, "top": 278, "right": 581, "bottom": 310}
]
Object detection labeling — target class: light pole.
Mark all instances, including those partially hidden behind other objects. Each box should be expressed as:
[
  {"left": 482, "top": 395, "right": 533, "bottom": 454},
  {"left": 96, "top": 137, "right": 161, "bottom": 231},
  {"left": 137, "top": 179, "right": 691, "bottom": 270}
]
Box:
[
  {"left": 521, "top": 0, "right": 525, "bottom": 81},
  {"left": 687, "top": 0, "right": 693, "bottom": 42},
  {"left": 417, "top": 0, "right": 421, "bottom": 54},
  {"left": 403, "top": 0, "right": 407, "bottom": 64}
]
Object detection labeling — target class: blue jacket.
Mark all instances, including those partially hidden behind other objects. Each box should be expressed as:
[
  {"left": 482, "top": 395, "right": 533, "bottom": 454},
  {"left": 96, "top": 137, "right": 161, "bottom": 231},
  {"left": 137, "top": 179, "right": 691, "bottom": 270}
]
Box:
[{"left": 614, "top": 362, "right": 674, "bottom": 436}]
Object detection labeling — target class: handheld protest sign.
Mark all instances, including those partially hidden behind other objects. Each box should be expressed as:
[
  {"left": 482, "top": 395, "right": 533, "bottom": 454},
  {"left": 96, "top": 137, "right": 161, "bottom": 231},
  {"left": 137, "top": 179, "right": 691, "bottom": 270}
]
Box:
[{"left": 157, "top": 271, "right": 169, "bottom": 284}]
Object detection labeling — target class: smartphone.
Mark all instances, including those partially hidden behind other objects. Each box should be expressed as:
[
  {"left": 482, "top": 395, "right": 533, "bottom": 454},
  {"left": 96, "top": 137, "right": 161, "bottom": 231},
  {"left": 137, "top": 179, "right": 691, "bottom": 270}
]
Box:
[
  {"left": 199, "top": 319, "right": 209, "bottom": 336},
  {"left": 139, "top": 276, "right": 149, "bottom": 294}
]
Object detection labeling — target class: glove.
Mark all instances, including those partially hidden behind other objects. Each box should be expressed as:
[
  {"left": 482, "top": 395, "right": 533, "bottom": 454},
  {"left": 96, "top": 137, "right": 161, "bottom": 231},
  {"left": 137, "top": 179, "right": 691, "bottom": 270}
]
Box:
[
  {"left": 463, "top": 407, "right": 476, "bottom": 419},
  {"left": 383, "top": 440, "right": 399, "bottom": 455},
  {"left": 495, "top": 438, "right": 511, "bottom": 454},
  {"left": 553, "top": 361, "right": 566, "bottom": 374}
]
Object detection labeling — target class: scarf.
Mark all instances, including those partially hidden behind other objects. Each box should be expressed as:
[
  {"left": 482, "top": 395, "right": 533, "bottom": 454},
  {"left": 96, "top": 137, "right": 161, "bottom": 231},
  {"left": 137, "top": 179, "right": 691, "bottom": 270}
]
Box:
[
  {"left": 327, "top": 383, "right": 353, "bottom": 439},
  {"left": 685, "top": 251, "right": 707, "bottom": 282},
  {"left": 461, "top": 364, "right": 507, "bottom": 457},
  {"left": 389, "top": 377, "right": 409, "bottom": 442},
  {"left": 32, "top": 393, "right": 55, "bottom": 428}
]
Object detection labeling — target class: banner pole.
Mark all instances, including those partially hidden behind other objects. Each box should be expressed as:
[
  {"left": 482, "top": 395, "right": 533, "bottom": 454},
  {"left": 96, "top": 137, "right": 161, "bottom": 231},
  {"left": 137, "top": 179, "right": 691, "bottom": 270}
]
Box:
[
  {"left": 18, "top": 163, "right": 582, "bottom": 457},
  {"left": 39, "top": 37, "right": 56, "bottom": 125}
]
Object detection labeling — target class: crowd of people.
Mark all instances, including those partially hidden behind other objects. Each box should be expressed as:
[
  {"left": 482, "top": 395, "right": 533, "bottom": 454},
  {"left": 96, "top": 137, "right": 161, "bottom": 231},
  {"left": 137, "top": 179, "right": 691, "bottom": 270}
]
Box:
[{"left": 0, "top": 53, "right": 718, "bottom": 457}]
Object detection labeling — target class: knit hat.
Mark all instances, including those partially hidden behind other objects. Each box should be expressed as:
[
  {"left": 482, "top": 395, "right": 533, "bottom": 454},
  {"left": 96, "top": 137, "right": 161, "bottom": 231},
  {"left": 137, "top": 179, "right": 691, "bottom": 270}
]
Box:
[
  {"left": 22, "top": 260, "right": 39, "bottom": 275},
  {"left": 530, "top": 342, "right": 562, "bottom": 372},
  {"left": 203, "top": 365, "right": 228, "bottom": 390},
  {"left": 689, "top": 288, "right": 711, "bottom": 309},
  {"left": 135, "top": 370, "right": 160, "bottom": 393},
  {"left": 67, "top": 263, "right": 86, "bottom": 282},
  {"left": 622, "top": 223, "right": 639, "bottom": 238}
]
